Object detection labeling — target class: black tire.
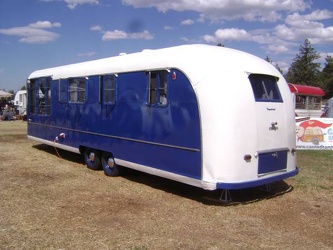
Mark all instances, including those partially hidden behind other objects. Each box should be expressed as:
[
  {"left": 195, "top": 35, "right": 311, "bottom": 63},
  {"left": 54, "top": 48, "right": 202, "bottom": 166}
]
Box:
[
  {"left": 83, "top": 148, "right": 102, "bottom": 170},
  {"left": 101, "top": 152, "right": 120, "bottom": 176}
]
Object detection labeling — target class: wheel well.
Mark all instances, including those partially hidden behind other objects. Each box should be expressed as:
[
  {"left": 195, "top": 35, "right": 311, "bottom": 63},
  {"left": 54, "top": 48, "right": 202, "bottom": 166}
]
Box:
[
  {"left": 79, "top": 146, "right": 110, "bottom": 157},
  {"left": 79, "top": 146, "right": 85, "bottom": 155}
]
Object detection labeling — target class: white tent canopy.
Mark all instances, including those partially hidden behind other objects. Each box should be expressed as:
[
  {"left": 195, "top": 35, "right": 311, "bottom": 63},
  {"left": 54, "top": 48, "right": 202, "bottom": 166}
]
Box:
[{"left": 0, "top": 90, "right": 13, "bottom": 98}]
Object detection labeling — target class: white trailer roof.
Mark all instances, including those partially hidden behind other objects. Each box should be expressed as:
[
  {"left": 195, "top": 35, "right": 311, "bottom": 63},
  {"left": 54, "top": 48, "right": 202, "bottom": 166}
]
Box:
[{"left": 28, "top": 44, "right": 280, "bottom": 85}]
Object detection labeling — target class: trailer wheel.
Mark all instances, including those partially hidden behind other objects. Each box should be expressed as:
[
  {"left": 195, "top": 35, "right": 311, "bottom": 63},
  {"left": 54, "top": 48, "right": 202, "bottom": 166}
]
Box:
[
  {"left": 84, "top": 148, "right": 102, "bottom": 170},
  {"left": 101, "top": 152, "right": 120, "bottom": 177}
]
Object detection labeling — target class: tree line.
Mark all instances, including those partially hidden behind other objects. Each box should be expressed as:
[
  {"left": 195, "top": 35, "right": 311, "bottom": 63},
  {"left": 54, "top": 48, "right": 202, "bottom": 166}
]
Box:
[{"left": 267, "top": 39, "right": 333, "bottom": 99}]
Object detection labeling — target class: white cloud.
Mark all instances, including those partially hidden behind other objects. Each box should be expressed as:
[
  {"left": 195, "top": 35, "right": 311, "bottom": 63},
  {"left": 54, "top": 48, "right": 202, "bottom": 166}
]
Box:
[
  {"left": 64, "top": 0, "right": 99, "bottom": 9},
  {"left": 130, "top": 30, "right": 154, "bottom": 39},
  {"left": 78, "top": 51, "right": 97, "bottom": 57},
  {"left": 215, "top": 28, "right": 250, "bottom": 40},
  {"left": 285, "top": 11, "right": 333, "bottom": 28},
  {"left": 40, "top": 0, "right": 99, "bottom": 8},
  {"left": 180, "top": 19, "right": 194, "bottom": 26},
  {"left": 202, "top": 28, "right": 251, "bottom": 43},
  {"left": 28, "top": 21, "right": 61, "bottom": 29},
  {"left": 267, "top": 44, "right": 289, "bottom": 53},
  {"left": 102, "top": 30, "right": 128, "bottom": 40},
  {"left": 303, "top": 9, "right": 333, "bottom": 21},
  {"left": 273, "top": 9, "right": 333, "bottom": 44},
  {"left": 0, "top": 25, "right": 60, "bottom": 44},
  {"left": 90, "top": 25, "right": 102, "bottom": 31},
  {"left": 122, "top": 0, "right": 310, "bottom": 22},
  {"left": 102, "top": 29, "right": 153, "bottom": 41},
  {"left": 164, "top": 26, "right": 173, "bottom": 30},
  {"left": 180, "top": 37, "right": 199, "bottom": 43}
]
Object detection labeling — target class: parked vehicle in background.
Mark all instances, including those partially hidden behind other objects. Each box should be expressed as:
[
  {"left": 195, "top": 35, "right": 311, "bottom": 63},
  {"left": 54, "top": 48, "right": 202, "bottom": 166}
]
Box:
[
  {"left": 321, "top": 97, "right": 333, "bottom": 118},
  {"left": 14, "top": 90, "right": 27, "bottom": 116},
  {"left": 288, "top": 83, "right": 325, "bottom": 118}
]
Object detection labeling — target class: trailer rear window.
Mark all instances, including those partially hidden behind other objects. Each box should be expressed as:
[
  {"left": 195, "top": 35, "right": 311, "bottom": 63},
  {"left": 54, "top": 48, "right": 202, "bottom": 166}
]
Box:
[{"left": 249, "top": 74, "right": 283, "bottom": 102}]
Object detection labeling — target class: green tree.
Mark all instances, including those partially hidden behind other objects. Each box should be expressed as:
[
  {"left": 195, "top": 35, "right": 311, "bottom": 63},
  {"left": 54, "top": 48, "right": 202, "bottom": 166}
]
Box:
[
  {"left": 265, "top": 56, "right": 283, "bottom": 74},
  {"left": 321, "top": 55, "right": 333, "bottom": 98},
  {"left": 265, "top": 56, "right": 272, "bottom": 64},
  {"left": 285, "top": 39, "right": 321, "bottom": 86}
]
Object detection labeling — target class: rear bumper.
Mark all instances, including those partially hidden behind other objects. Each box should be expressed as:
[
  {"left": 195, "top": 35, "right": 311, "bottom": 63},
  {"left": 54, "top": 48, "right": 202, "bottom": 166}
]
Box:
[{"left": 216, "top": 167, "right": 299, "bottom": 190}]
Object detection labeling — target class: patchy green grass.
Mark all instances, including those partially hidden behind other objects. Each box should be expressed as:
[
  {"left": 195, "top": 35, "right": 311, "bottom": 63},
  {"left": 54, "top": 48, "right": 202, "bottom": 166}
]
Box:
[{"left": 296, "top": 150, "right": 333, "bottom": 190}]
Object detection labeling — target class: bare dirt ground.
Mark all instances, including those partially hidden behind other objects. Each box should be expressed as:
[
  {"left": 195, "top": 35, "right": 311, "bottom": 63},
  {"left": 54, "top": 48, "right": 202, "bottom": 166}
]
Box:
[{"left": 1, "top": 120, "right": 332, "bottom": 250}]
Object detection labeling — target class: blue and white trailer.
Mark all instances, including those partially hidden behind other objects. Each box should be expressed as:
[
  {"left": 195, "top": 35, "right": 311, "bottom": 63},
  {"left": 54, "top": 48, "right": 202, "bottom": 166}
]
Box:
[{"left": 27, "top": 44, "right": 298, "bottom": 195}]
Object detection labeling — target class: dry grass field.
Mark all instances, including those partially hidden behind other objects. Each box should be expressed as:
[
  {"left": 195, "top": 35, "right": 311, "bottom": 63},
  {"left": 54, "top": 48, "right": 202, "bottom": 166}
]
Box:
[{"left": 1, "top": 120, "right": 332, "bottom": 249}]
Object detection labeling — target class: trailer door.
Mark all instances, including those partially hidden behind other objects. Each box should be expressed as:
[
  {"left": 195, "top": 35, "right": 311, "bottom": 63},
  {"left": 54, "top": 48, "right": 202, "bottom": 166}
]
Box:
[{"left": 249, "top": 74, "right": 289, "bottom": 176}]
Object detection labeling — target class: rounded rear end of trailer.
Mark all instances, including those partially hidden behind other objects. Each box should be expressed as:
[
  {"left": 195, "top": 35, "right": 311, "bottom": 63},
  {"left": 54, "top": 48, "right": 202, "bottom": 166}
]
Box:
[{"left": 192, "top": 46, "right": 298, "bottom": 190}]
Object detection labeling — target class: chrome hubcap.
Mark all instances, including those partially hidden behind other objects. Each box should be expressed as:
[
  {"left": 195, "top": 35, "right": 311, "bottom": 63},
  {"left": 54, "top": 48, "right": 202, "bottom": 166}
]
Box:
[
  {"left": 89, "top": 152, "right": 95, "bottom": 162},
  {"left": 107, "top": 158, "right": 114, "bottom": 168}
]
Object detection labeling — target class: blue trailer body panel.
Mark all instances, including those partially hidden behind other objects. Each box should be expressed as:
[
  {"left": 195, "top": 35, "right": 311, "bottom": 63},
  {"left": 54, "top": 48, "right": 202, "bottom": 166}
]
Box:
[{"left": 27, "top": 69, "right": 202, "bottom": 179}]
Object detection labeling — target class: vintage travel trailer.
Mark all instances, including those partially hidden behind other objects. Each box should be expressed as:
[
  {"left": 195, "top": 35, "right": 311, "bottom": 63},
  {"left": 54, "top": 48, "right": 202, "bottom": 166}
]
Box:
[
  {"left": 288, "top": 83, "right": 325, "bottom": 118},
  {"left": 27, "top": 44, "right": 298, "bottom": 197},
  {"left": 14, "top": 90, "right": 27, "bottom": 115}
]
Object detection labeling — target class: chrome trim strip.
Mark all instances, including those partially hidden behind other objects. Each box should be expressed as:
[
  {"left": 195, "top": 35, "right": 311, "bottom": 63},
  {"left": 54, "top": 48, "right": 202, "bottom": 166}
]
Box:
[
  {"left": 27, "top": 135, "right": 80, "bottom": 154},
  {"left": 115, "top": 158, "right": 215, "bottom": 190},
  {"left": 257, "top": 169, "right": 287, "bottom": 177},
  {"left": 255, "top": 147, "right": 290, "bottom": 155}
]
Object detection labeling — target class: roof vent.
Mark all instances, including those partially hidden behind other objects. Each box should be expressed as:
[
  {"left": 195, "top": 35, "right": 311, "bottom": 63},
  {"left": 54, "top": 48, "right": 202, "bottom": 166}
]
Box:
[{"left": 119, "top": 52, "right": 127, "bottom": 56}]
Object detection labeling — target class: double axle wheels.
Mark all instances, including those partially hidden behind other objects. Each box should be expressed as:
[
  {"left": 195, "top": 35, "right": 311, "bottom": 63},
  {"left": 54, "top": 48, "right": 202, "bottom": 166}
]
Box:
[{"left": 83, "top": 147, "right": 121, "bottom": 176}]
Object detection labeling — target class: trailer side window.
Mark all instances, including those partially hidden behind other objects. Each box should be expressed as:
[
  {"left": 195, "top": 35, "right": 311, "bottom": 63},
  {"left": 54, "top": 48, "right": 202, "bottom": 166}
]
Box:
[
  {"left": 147, "top": 70, "right": 168, "bottom": 106},
  {"left": 69, "top": 78, "right": 86, "bottom": 103},
  {"left": 28, "top": 80, "right": 36, "bottom": 114},
  {"left": 38, "top": 78, "right": 51, "bottom": 115},
  {"left": 27, "top": 77, "right": 51, "bottom": 115},
  {"left": 296, "top": 95, "right": 321, "bottom": 110},
  {"left": 249, "top": 74, "right": 283, "bottom": 102},
  {"left": 101, "top": 75, "right": 116, "bottom": 104},
  {"left": 59, "top": 80, "right": 68, "bottom": 103}
]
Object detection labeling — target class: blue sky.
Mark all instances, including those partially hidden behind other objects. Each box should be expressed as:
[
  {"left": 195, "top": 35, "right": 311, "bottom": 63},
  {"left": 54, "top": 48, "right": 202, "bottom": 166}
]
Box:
[{"left": 0, "top": 0, "right": 332, "bottom": 92}]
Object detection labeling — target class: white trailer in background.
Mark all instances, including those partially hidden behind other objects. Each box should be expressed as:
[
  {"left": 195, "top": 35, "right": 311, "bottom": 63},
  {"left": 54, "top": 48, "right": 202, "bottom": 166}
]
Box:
[{"left": 14, "top": 90, "right": 27, "bottom": 115}]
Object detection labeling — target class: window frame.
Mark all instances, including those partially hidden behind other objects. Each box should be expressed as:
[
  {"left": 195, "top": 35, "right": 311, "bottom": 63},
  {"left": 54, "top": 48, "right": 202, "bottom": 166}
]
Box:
[
  {"left": 27, "top": 77, "right": 52, "bottom": 116},
  {"left": 147, "top": 70, "right": 169, "bottom": 107},
  {"left": 68, "top": 77, "right": 87, "bottom": 104},
  {"left": 100, "top": 74, "right": 117, "bottom": 105}
]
